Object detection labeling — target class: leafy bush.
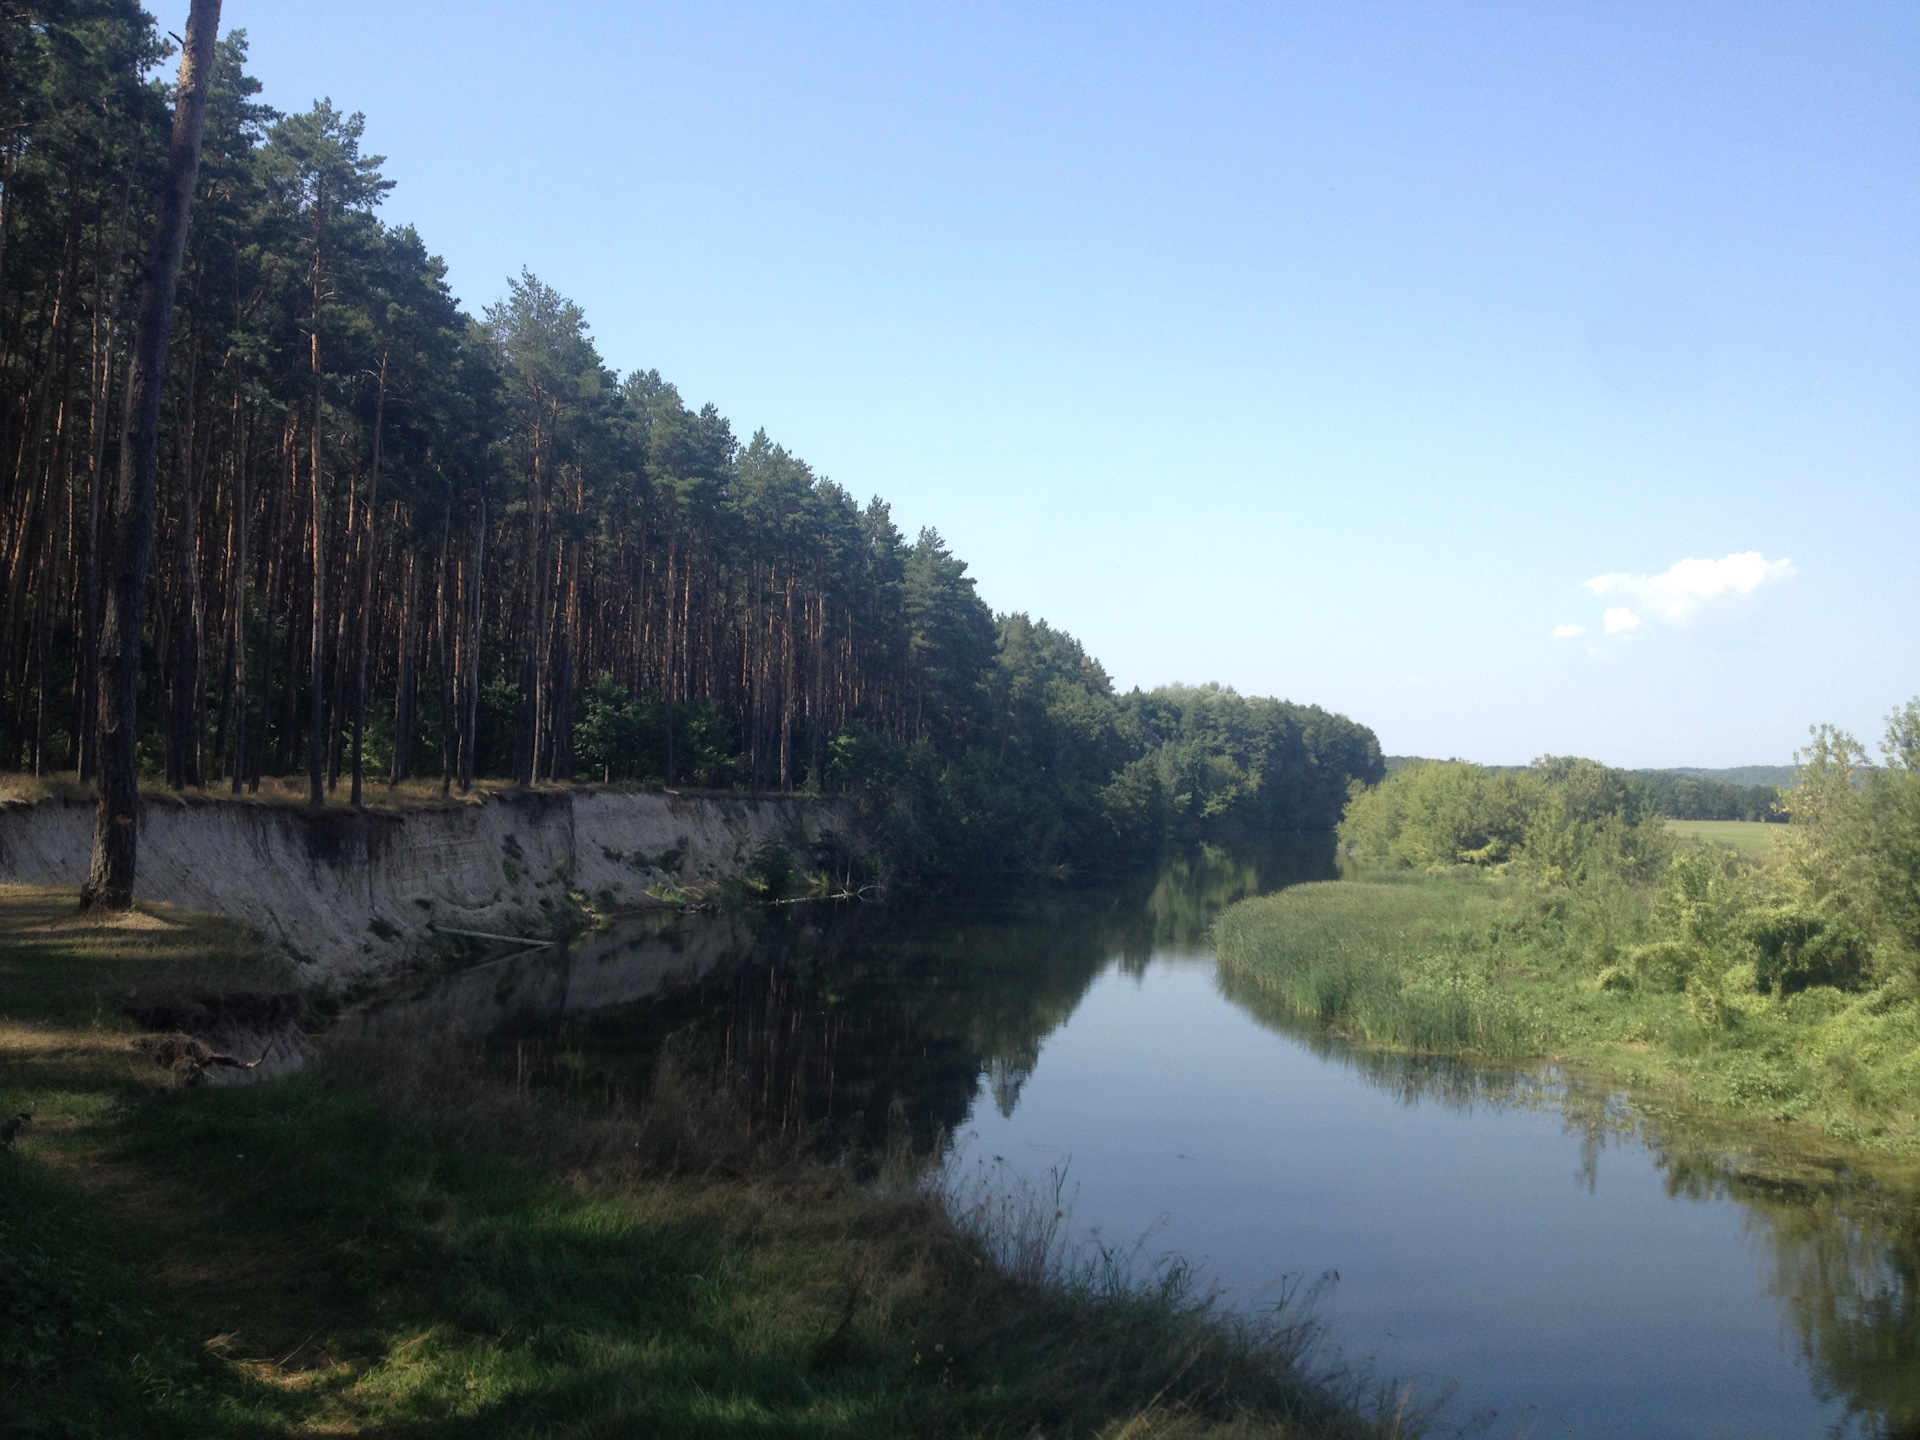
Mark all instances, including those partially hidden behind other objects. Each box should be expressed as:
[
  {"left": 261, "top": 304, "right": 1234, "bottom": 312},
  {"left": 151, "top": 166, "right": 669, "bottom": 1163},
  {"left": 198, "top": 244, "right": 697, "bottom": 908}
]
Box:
[
  {"left": 575, "top": 672, "right": 663, "bottom": 782},
  {"left": 1747, "top": 903, "right": 1871, "bottom": 995},
  {"left": 1339, "top": 755, "right": 1667, "bottom": 883},
  {"left": 744, "top": 836, "right": 797, "bottom": 898}
]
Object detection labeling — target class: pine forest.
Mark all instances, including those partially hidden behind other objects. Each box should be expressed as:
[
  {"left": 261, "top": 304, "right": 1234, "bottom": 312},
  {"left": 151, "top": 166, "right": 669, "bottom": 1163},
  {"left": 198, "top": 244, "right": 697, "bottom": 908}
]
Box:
[{"left": 0, "top": 9, "right": 1382, "bottom": 882}]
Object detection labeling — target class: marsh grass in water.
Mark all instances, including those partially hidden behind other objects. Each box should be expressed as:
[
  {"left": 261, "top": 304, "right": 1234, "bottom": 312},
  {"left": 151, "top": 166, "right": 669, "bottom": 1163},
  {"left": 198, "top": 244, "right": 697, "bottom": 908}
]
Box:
[
  {"left": 1214, "top": 878, "right": 1543, "bottom": 1057},
  {"left": 2, "top": 884, "right": 1420, "bottom": 1439}
]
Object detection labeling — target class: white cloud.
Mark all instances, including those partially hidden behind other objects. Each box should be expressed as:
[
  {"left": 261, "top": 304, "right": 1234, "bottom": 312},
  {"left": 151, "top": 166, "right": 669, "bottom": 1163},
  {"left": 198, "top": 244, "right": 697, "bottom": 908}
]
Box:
[
  {"left": 1551, "top": 623, "right": 1585, "bottom": 639},
  {"left": 1603, "top": 607, "right": 1641, "bottom": 635},
  {"left": 1584, "top": 551, "right": 1795, "bottom": 625}
]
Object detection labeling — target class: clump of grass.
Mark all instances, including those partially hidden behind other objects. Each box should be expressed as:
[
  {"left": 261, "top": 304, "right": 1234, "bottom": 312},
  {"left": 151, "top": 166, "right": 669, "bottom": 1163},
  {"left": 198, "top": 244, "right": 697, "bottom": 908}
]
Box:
[
  {"left": 0, "top": 771, "right": 92, "bottom": 805},
  {"left": 1215, "top": 878, "right": 1542, "bottom": 1057}
]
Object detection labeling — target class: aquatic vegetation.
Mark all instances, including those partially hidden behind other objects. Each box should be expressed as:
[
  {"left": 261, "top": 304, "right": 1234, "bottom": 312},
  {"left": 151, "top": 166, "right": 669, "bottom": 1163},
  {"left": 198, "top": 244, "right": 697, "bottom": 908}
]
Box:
[{"left": 1214, "top": 879, "right": 1542, "bottom": 1057}]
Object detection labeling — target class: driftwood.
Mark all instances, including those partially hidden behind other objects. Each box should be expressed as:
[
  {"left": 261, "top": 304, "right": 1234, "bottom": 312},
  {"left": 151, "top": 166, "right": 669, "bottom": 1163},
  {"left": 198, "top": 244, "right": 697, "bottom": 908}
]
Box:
[
  {"left": 133, "top": 1032, "right": 271, "bottom": 1082},
  {"left": 768, "top": 885, "right": 883, "bottom": 907},
  {"left": 430, "top": 925, "right": 554, "bottom": 948}
]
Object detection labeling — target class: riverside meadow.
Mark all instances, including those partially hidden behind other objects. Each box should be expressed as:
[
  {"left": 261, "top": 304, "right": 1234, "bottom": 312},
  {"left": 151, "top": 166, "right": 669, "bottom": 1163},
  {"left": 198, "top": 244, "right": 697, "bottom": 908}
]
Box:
[{"left": 1218, "top": 704, "right": 1920, "bottom": 1154}]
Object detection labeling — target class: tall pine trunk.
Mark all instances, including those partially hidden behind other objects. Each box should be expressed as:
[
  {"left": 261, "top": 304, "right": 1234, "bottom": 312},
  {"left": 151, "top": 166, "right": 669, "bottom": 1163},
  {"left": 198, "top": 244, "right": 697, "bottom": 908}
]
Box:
[
  {"left": 349, "top": 351, "right": 384, "bottom": 807},
  {"left": 82, "top": 0, "right": 222, "bottom": 910}
]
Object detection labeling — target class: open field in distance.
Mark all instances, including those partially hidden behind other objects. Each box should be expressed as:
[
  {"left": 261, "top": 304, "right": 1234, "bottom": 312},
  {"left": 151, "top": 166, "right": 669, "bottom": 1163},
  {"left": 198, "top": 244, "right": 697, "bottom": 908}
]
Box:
[{"left": 1665, "top": 819, "right": 1784, "bottom": 853}]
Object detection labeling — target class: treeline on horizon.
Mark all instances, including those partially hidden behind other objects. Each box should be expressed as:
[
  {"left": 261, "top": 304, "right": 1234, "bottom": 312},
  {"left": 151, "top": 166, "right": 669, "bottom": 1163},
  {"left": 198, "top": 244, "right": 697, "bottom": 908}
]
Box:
[
  {"left": 0, "top": 6, "right": 1382, "bottom": 882},
  {"left": 1385, "top": 756, "right": 1784, "bottom": 823}
]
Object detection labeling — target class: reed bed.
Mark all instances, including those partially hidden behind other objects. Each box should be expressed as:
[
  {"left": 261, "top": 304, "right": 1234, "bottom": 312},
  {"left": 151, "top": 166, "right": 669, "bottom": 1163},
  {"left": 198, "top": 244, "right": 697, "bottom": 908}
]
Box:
[{"left": 1214, "top": 878, "right": 1544, "bottom": 1058}]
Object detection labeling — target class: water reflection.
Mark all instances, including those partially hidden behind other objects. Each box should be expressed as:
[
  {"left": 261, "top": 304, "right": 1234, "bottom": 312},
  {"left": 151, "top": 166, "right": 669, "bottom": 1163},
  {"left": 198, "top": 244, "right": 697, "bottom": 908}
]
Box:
[
  {"left": 359, "top": 839, "right": 1919, "bottom": 1436},
  {"left": 1221, "top": 967, "right": 1920, "bottom": 1439},
  {"left": 419, "top": 838, "right": 1339, "bottom": 1157}
]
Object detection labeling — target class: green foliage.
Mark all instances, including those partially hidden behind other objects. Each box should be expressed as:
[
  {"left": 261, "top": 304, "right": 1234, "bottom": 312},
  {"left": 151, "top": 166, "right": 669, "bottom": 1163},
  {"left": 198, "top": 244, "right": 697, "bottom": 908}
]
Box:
[
  {"left": 1630, "top": 770, "right": 1785, "bottom": 822},
  {"left": 744, "top": 836, "right": 798, "bottom": 897},
  {"left": 1746, "top": 903, "right": 1869, "bottom": 996},
  {"left": 1784, "top": 698, "right": 1920, "bottom": 986},
  {"left": 1119, "top": 684, "right": 1385, "bottom": 843},
  {"left": 1215, "top": 879, "right": 1541, "bottom": 1056},
  {"left": 574, "top": 672, "right": 662, "bottom": 782},
  {"left": 1225, "top": 698, "right": 1920, "bottom": 1148},
  {"left": 819, "top": 650, "right": 1383, "bottom": 888},
  {"left": 1339, "top": 755, "right": 1667, "bottom": 882}
]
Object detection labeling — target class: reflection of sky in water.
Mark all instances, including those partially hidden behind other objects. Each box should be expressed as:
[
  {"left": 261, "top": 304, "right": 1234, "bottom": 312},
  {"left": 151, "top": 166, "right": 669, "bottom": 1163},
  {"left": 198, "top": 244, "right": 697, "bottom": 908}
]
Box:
[{"left": 953, "top": 955, "right": 1856, "bottom": 1440}]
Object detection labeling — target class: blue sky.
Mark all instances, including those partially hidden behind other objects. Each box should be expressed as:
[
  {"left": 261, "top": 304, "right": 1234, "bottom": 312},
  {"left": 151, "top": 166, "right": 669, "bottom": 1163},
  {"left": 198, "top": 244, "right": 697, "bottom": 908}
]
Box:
[{"left": 224, "top": 1, "right": 1918, "bottom": 767}]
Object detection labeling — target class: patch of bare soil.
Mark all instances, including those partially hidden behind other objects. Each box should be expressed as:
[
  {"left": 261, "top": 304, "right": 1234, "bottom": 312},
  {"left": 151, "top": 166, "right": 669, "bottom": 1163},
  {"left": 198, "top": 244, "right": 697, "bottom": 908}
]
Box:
[{"left": 40, "top": 906, "right": 180, "bottom": 933}]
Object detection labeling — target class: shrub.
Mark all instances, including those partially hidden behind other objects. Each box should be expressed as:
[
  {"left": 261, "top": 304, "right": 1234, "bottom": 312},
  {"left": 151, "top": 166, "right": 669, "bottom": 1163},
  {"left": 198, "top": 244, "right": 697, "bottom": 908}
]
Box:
[
  {"left": 1747, "top": 903, "right": 1871, "bottom": 996},
  {"left": 1624, "top": 940, "right": 1695, "bottom": 993}
]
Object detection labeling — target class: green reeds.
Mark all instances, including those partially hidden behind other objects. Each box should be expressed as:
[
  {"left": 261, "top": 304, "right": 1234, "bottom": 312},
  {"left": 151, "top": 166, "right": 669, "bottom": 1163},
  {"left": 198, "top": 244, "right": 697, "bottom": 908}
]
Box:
[{"left": 1215, "top": 878, "right": 1544, "bottom": 1057}]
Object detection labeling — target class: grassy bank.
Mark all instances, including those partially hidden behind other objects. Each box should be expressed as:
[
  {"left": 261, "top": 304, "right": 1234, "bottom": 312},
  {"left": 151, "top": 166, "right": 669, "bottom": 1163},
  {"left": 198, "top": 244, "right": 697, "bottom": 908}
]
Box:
[
  {"left": 1, "top": 885, "right": 1412, "bottom": 1439},
  {"left": 1215, "top": 875, "right": 1920, "bottom": 1153}
]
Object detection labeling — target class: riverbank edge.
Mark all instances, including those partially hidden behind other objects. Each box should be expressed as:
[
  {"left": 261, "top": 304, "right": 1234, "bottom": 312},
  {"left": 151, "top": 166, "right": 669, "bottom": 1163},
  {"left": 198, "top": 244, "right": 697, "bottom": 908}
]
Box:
[
  {"left": 0, "top": 786, "right": 850, "bottom": 985},
  {"left": 1213, "top": 875, "right": 1920, "bottom": 1159},
  {"left": 0, "top": 885, "right": 1419, "bottom": 1439}
]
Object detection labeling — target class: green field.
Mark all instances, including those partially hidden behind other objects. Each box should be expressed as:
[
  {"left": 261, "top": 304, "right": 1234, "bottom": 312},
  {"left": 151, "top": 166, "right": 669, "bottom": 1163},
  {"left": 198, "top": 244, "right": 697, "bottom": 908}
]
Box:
[{"left": 1665, "top": 819, "right": 1785, "bottom": 852}]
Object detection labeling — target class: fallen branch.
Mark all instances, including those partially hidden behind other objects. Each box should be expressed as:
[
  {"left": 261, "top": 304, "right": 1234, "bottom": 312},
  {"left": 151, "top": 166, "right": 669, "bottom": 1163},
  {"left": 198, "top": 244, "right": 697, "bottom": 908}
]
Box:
[
  {"left": 132, "top": 1032, "right": 271, "bottom": 1080},
  {"left": 430, "top": 925, "right": 554, "bottom": 949},
  {"left": 768, "top": 884, "right": 883, "bottom": 906}
]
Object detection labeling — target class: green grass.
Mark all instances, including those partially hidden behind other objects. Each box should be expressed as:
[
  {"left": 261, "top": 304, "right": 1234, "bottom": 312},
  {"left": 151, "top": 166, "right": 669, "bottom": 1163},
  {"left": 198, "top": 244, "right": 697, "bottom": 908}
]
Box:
[
  {"left": 1216, "top": 875, "right": 1920, "bottom": 1154},
  {"left": 1212, "top": 878, "right": 1540, "bottom": 1057},
  {"left": 1, "top": 885, "right": 1415, "bottom": 1439},
  {"left": 1665, "top": 819, "right": 1785, "bottom": 853}
]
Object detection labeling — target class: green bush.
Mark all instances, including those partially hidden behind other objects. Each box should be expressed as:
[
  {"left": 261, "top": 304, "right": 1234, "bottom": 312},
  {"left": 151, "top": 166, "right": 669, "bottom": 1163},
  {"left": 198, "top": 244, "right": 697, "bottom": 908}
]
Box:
[{"left": 1747, "top": 903, "right": 1871, "bottom": 996}]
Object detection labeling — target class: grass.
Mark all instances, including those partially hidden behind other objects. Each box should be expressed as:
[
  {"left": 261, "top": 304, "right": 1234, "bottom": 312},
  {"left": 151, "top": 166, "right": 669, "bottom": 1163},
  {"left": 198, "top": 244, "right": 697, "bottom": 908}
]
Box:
[
  {"left": 1215, "top": 874, "right": 1920, "bottom": 1155},
  {"left": 1664, "top": 819, "right": 1785, "bottom": 853},
  {"left": 1, "top": 884, "right": 1417, "bottom": 1439},
  {"left": 0, "top": 770, "right": 511, "bottom": 810},
  {"left": 1212, "top": 878, "right": 1540, "bottom": 1057}
]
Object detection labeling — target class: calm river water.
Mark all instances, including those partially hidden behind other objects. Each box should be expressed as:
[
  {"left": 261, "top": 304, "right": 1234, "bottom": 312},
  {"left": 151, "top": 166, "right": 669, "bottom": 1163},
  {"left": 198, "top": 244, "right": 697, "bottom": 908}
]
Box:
[{"left": 376, "top": 841, "right": 1920, "bottom": 1439}]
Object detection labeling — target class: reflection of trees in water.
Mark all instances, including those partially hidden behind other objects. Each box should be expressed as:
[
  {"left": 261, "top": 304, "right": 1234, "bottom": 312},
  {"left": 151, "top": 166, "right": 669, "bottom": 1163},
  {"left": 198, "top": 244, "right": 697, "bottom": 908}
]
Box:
[
  {"left": 1658, "top": 1144, "right": 1920, "bottom": 1438},
  {"left": 485, "top": 839, "right": 1337, "bottom": 1165},
  {"left": 1120, "top": 837, "right": 1339, "bottom": 973},
  {"left": 486, "top": 885, "right": 1130, "bottom": 1160},
  {"left": 1220, "top": 968, "right": 1920, "bottom": 1439}
]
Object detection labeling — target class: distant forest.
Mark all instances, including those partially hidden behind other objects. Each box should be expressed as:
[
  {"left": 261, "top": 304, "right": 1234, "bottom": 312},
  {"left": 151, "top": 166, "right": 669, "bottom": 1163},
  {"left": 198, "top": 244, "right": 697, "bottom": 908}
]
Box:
[
  {"left": 0, "top": 8, "right": 1381, "bottom": 881},
  {"left": 1626, "top": 770, "right": 1783, "bottom": 823},
  {"left": 1385, "top": 758, "right": 1785, "bottom": 823}
]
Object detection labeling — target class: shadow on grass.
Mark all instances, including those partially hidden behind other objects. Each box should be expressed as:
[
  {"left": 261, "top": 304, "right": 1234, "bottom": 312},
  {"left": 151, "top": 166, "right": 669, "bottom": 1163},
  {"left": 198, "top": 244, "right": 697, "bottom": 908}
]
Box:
[{"left": 9, "top": 1045, "right": 1427, "bottom": 1439}]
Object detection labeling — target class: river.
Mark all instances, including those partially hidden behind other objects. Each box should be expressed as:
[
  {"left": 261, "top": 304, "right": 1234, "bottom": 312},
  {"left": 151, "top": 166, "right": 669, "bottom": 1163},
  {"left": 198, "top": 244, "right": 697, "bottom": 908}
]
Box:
[{"left": 365, "top": 840, "right": 1920, "bottom": 1438}]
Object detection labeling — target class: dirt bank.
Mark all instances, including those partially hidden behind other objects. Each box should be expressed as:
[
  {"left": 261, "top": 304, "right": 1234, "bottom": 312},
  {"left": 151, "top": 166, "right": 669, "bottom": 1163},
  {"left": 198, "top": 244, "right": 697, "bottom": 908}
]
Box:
[{"left": 0, "top": 790, "right": 844, "bottom": 984}]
